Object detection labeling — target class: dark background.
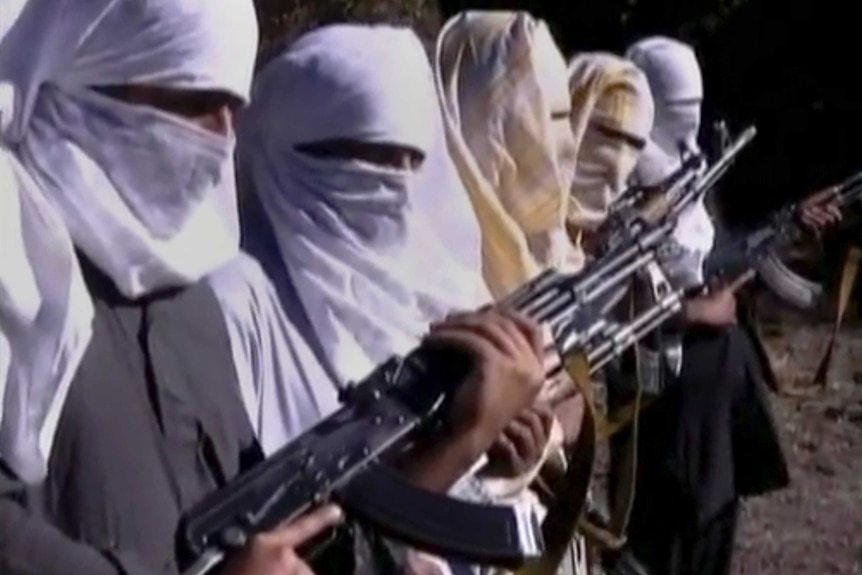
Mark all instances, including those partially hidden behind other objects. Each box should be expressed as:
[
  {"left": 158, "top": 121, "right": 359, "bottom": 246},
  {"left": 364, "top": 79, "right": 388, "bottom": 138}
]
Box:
[
  {"left": 439, "top": 0, "right": 859, "bottom": 229},
  {"left": 256, "top": 0, "right": 860, "bottom": 306},
  {"left": 257, "top": 0, "right": 859, "bottom": 226}
]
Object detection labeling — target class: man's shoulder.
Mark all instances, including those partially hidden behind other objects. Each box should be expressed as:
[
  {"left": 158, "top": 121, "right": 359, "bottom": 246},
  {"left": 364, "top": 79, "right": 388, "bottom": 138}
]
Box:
[
  {"left": 207, "top": 252, "right": 283, "bottom": 321},
  {"left": 209, "top": 252, "right": 271, "bottom": 294}
]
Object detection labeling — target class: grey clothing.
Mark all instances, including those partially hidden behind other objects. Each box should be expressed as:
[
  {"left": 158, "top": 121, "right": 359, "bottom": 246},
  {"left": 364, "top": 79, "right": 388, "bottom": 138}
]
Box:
[{"left": 0, "top": 256, "right": 262, "bottom": 575}]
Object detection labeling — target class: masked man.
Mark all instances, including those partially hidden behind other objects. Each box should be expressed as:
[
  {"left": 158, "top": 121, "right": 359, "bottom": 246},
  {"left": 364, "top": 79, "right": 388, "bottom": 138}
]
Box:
[{"left": 0, "top": 3, "right": 547, "bottom": 574}]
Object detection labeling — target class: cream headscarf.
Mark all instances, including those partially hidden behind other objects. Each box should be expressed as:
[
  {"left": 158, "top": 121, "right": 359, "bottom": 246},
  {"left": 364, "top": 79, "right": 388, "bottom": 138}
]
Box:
[
  {"left": 238, "top": 24, "right": 487, "bottom": 388},
  {"left": 627, "top": 36, "right": 715, "bottom": 288},
  {"left": 434, "top": 11, "right": 579, "bottom": 299},
  {"left": 567, "top": 52, "right": 655, "bottom": 234},
  {"left": 0, "top": 0, "right": 257, "bottom": 483}
]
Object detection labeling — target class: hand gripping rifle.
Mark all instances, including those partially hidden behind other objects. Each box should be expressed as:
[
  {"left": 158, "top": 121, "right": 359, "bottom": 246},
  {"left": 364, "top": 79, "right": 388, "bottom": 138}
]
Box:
[
  {"left": 569, "top": 127, "right": 757, "bottom": 332},
  {"left": 175, "top": 281, "right": 653, "bottom": 575},
  {"left": 177, "top": 128, "right": 757, "bottom": 575},
  {"left": 705, "top": 168, "right": 862, "bottom": 309},
  {"left": 177, "top": 263, "right": 680, "bottom": 575}
]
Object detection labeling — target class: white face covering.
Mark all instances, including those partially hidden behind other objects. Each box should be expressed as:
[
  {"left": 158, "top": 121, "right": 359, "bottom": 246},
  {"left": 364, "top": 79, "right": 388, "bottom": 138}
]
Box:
[
  {"left": 628, "top": 37, "right": 714, "bottom": 288},
  {"left": 19, "top": 82, "right": 243, "bottom": 295},
  {"left": 0, "top": 0, "right": 257, "bottom": 482},
  {"left": 276, "top": 151, "right": 414, "bottom": 249},
  {"left": 240, "top": 24, "right": 486, "bottom": 386},
  {"left": 47, "top": 88, "right": 237, "bottom": 238}
]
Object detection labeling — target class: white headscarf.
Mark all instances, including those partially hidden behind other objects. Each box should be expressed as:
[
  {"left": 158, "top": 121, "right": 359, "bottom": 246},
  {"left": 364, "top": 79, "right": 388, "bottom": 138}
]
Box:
[
  {"left": 627, "top": 36, "right": 715, "bottom": 288},
  {"left": 238, "top": 24, "right": 488, "bottom": 386},
  {"left": 207, "top": 254, "right": 343, "bottom": 456},
  {"left": 0, "top": 0, "right": 257, "bottom": 483},
  {"left": 434, "top": 11, "right": 580, "bottom": 298},
  {"left": 412, "top": 91, "right": 488, "bottom": 288}
]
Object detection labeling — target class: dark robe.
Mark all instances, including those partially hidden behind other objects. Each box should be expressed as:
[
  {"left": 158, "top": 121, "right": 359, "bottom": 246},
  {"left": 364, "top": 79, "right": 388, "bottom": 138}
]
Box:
[
  {"left": 608, "top": 319, "right": 789, "bottom": 575},
  {"left": 0, "top": 256, "right": 262, "bottom": 575}
]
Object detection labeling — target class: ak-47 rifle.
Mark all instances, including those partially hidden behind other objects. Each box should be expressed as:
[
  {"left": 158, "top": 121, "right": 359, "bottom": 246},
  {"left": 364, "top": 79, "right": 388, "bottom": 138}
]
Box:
[
  {"left": 705, "top": 168, "right": 862, "bottom": 309},
  {"left": 176, "top": 275, "right": 658, "bottom": 575},
  {"left": 176, "top": 259, "right": 675, "bottom": 575},
  {"left": 604, "top": 148, "right": 703, "bottom": 231},
  {"left": 177, "top": 127, "right": 758, "bottom": 575}
]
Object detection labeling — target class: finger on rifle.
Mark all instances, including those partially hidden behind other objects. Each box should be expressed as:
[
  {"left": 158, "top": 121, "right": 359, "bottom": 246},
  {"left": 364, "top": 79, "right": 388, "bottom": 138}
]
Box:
[
  {"left": 505, "top": 417, "right": 538, "bottom": 458},
  {"left": 483, "top": 311, "right": 536, "bottom": 359},
  {"left": 496, "top": 433, "right": 525, "bottom": 471},
  {"left": 727, "top": 269, "right": 757, "bottom": 293},
  {"left": 520, "top": 407, "right": 552, "bottom": 445},
  {"left": 496, "top": 309, "right": 544, "bottom": 358},
  {"left": 423, "top": 326, "right": 499, "bottom": 369},
  {"left": 813, "top": 209, "right": 832, "bottom": 226},
  {"left": 263, "top": 504, "right": 343, "bottom": 547},
  {"left": 426, "top": 312, "right": 520, "bottom": 358},
  {"left": 826, "top": 203, "right": 843, "bottom": 221},
  {"left": 806, "top": 185, "right": 839, "bottom": 205}
]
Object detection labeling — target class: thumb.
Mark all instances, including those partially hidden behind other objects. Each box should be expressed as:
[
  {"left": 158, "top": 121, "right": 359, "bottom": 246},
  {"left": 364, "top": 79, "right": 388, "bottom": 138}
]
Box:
[{"left": 259, "top": 505, "right": 344, "bottom": 548}]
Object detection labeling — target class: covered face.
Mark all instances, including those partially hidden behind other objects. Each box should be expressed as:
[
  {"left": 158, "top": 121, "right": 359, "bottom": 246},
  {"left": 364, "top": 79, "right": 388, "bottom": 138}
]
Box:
[
  {"left": 0, "top": 0, "right": 258, "bottom": 482},
  {"left": 238, "top": 24, "right": 487, "bottom": 383},
  {"left": 567, "top": 52, "right": 655, "bottom": 233},
  {"left": 627, "top": 36, "right": 714, "bottom": 288},
  {"left": 435, "top": 10, "right": 579, "bottom": 298},
  {"left": 627, "top": 36, "right": 704, "bottom": 186}
]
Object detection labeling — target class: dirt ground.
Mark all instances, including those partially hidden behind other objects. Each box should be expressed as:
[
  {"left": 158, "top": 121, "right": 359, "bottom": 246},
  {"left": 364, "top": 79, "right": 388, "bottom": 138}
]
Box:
[{"left": 732, "top": 301, "right": 862, "bottom": 574}]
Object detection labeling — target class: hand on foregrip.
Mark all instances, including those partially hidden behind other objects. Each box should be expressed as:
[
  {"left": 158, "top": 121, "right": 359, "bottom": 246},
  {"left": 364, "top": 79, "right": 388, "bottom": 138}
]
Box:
[
  {"left": 224, "top": 505, "right": 343, "bottom": 575},
  {"left": 424, "top": 307, "right": 544, "bottom": 442},
  {"left": 799, "top": 187, "right": 842, "bottom": 233},
  {"left": 484, "top": 406, "right": 554, "bottom": 478}
]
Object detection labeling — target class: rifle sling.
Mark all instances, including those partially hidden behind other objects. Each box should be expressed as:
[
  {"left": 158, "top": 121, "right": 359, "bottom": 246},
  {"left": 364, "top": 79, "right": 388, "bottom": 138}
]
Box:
[
  {"left": 595, "top": 292, "right": 644, "bottom": 549},
  {"left": 515, "top": 351, "right": 598, "bottom": 575},
  {"left": 518, "top": 317, "right": 649, "bottom": 573},
  {"left": 811, "top": 245, "right": 860, "bottom": 386}
]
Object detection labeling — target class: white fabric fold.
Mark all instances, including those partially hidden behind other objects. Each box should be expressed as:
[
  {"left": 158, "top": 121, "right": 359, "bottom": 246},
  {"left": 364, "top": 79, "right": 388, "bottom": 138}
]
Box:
[
  {"left": 412, "top": 90, "right": 488, "bottom": 291},
  {"left": 0, "top": 0, "right": 257, "bottom": 482},
  {"left": 239, "top": 24, "right": 487, "bottom": 388},
  {"left": 208, "top": 254, "right": 341, "bottom": 455}
]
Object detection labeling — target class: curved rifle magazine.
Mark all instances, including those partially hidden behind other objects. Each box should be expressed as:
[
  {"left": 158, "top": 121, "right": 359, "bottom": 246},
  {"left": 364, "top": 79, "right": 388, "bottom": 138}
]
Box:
[{"left": 337, "top": 463, "right": 544, "bottom": 568}]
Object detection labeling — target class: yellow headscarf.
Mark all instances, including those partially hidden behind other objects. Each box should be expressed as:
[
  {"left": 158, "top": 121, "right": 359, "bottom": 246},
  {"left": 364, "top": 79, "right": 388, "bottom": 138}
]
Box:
[
  {"left": 434, "top": 11, "right": 578, "bottom": 299},
  {"left": 567, "top": 52, "right": 655, "bottom": 233}
]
